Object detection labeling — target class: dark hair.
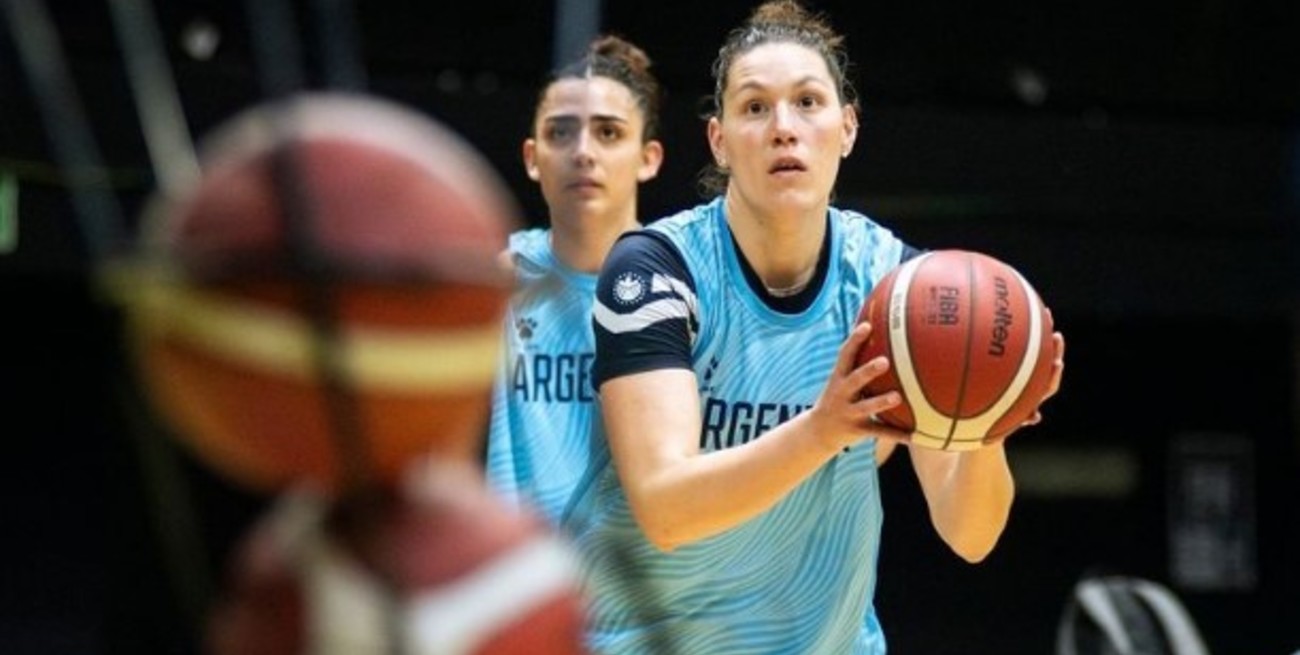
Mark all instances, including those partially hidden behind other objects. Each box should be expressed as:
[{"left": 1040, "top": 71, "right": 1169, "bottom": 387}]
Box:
[
  {"left": 697, "top": 0, "right": 859, "bottom": 196},
  {"left": 534, "top": 34, "right": 663, "bottom": 142}
]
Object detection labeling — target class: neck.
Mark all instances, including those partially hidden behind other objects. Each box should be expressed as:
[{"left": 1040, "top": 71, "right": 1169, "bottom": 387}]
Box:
[
  {"left": 549, "top": 206, "right": 640, "bottom": 273},
  {"left": 724, "top": 193, "right": 826, "bottom": 291},
  {"left": 763, "top": 272, "right": 815, "bottom": 297}
]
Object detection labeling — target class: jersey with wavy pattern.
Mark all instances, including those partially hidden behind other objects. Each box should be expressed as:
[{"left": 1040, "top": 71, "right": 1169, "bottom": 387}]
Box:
[
  {"left": 570, "top": 197, "right": 910, "bottom": 654},
  {"left": 486, "top": 228, "right": 602, "bottom": 526}
]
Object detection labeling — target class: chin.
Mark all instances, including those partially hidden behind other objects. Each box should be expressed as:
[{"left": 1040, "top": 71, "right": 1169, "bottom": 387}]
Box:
[{"left": 767, "top": 188, "right": 825, "bottom": 214}]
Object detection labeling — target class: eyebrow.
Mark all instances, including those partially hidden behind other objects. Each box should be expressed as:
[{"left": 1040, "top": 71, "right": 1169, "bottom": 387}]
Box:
[
  {"left": 731, "top": 74, "right": 829, "bottom": 96},
  {"left": 542, "top": 114, "right": 629, "bottom": 125}
]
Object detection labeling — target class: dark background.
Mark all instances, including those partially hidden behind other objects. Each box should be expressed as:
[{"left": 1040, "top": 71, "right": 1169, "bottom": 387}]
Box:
[{"left": 2, "top": 1, "right": 1298, "bottom": 653}]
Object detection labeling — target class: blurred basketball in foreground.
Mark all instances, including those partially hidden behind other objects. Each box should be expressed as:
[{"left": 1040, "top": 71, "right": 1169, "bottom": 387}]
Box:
[
  {"left": 121, "top": 93, "right": 518, "bottom": 492},
  {"left": 207, "top": 459, "right": 588, "bottom": 655},
  {"left": 855, "top": 249, "right": 1054, "bottom": 450}
]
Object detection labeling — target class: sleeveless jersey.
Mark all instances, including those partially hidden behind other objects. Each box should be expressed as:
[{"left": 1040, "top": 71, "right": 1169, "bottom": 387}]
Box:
[
  {"left": 486, "top": 228, "right": 601, "bottom": 525},
  {"left": 569, "top": 197, "right": 910, "bottom": 654}
]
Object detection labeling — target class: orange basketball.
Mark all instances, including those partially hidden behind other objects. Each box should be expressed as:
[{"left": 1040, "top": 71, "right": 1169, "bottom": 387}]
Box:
[
  {"left": 854, "top": 249, "right": 1054, "bottom": 450},
  {"left": 123, "top": 93, "right": 518, "bottom": 492},
  {"left": 206, "top": 461, "right": 588, "bottom": 655}
]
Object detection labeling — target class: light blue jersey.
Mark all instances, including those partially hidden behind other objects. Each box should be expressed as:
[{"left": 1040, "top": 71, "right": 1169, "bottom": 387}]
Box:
[
  {"left": 571, "top": 197, "right": 910, "bottom": 654},
  {"left": 486, "top": 228, "right": 601, "bottom": 525}
]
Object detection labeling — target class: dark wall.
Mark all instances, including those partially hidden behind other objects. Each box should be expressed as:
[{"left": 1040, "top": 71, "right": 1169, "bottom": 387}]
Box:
[
  {"left": 2, "top": 1, "right": 1299, "bottom": 654},
  {"left": 876, "top": 315, "right": 1299, "bottom": 654}
]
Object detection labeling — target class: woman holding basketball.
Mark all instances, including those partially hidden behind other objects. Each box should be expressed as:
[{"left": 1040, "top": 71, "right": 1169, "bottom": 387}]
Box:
[
  {"left": 485, "top": 35, "right": 665, "bottom": 525},
  {"left": 567, "top": 1, "right": 1065, "bottom": 653}
]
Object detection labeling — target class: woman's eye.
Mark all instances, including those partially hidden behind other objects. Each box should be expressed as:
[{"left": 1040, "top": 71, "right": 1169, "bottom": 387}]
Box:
[
  {"left": 546, "top": 126, "right": 573, "bottom": 142},
  {"left": 598, "top": 125, "right": 623, "bottom": 142}
]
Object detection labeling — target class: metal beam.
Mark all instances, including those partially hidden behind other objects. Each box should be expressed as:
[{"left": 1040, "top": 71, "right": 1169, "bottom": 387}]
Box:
[{"left": 553, "top": 0, "right": 601, "bottom": 70}]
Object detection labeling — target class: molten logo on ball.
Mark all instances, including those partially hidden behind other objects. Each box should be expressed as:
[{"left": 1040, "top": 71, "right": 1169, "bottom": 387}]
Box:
[
  {"left": 855, "top": 250, "right": 1054, "bottom": 451},
  {"left": 988, "top": 276, "right": 1012, "bottom": 357}
]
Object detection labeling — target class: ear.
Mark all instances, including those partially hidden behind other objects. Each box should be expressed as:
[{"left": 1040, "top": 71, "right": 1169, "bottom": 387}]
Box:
[
  {"left": 707, "top": 116, "right": 725, "bottom": 166},
  {"left": 840, "top": 105, "right": 859, "bottom": 159},
  {"left": 637, "top": 140, "right": 665, "bottom": 182},
  {"left": 522, "top": 138, "right": 540, "bottom": 181}
]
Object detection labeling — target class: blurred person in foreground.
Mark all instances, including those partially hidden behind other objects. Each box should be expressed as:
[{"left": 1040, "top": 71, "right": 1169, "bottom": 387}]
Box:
[{"left": 116, "top": 92, "right": 589, "bottom": 654}]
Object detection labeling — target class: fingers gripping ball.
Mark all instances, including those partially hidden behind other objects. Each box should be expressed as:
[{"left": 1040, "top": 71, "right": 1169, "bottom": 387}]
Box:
[
  {"left": 128, "top": 93, "right": 519, "bottom": 492},
  {"left": 854, "top": 250, "right": 1054, "bottom": 450},
  {"left": 206, "top": 462, "right": 588, "bottom": 655}
]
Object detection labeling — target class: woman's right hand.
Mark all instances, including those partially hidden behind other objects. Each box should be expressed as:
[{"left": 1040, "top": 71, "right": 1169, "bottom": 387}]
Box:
[{"left": 807, "top": 321, "right": 909, "bottom": 452}]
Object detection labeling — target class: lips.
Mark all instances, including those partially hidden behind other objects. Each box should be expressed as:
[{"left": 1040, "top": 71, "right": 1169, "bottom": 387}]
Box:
[
  {"left": 568, "top": 177, "right": 602, "bottom": 190},
  {"left": 769, "top": 157, "right": 806, "bottom": 173}
]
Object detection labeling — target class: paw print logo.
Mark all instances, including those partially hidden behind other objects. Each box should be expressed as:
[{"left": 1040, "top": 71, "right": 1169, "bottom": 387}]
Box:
[
  {"left": 700, "top": 355, "right": 720, "bottom": 393},
  {"left": 703, "top": 355, "right": 720, "bottom": 384},
  {"left": 516, "top": 316, "right": 537, "bottom": 340}
]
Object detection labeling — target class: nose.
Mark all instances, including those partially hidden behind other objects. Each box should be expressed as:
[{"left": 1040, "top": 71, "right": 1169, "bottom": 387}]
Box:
[
  {"left": 573, "top": 129, "right": 596, "bottom": 166},
  {"left": 771, "top": 103, "right": 796, "bottom": 145}
]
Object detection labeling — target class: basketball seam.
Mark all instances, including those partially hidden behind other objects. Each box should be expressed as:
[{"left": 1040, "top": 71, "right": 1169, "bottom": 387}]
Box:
[
  {"left": 958, "top": 268, "right": 1046, "bottom": 442},
  {"left": 943, "top": 254, "right": 976, "bottom": 450},
  {"left": 888, "top": 255, "right": 926, "bottom": 442}
]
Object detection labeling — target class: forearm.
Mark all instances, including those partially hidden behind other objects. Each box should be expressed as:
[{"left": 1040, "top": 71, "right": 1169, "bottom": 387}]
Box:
[
  {"left": 914, "top": 443, "right": 1015, "bottom": 562},
  {"left": 604, "top": 326, "right": 904, "bottom": 551},
  {"left": 619, "top": 409, "right": 844, "bottom": 551}
]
